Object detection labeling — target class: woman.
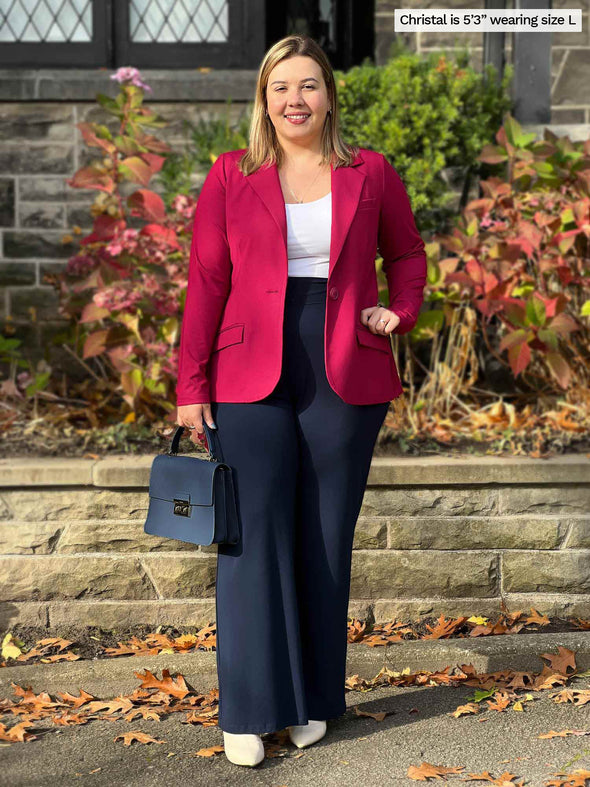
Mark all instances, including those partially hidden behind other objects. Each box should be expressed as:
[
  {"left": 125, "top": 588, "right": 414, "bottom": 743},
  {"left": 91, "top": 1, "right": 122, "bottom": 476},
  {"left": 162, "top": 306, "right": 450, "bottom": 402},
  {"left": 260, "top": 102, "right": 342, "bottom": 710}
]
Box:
[{"left": 176, "top": 34, "right": 427, "bottom": 767}]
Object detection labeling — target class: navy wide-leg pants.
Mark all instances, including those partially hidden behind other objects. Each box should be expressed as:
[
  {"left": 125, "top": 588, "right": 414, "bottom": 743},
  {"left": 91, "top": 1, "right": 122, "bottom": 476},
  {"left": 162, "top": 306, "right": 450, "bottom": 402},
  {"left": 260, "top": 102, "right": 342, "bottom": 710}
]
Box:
[{"left": 210, "top": 276, "right": 390, "bottom": 734}]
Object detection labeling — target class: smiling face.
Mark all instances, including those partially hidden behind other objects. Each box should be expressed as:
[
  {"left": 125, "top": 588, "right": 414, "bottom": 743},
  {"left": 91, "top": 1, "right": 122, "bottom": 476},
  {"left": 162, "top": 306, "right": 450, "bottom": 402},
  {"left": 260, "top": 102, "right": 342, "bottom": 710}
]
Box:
[{"left": 265, "top": 54, "right": 331, "bottom": 148}]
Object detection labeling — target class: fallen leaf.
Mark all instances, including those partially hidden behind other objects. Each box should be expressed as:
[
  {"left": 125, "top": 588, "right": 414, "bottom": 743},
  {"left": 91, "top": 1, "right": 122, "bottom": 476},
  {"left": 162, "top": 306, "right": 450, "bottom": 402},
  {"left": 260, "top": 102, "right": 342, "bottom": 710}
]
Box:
[
  {"left": 1, "top": 633, "right": 23, "bottom": 661},
  {"left": 539, "top": 729, "right": 590, "bottom": 739},
  {"left": 114, "top": 731, "right": 165, "bottom": 746},
  {"left": 85, "top": 697, "right": 135, "bottom": 715},
  {"left": 451, "top": 703, "right": 479, "bottom": 718},
  {"left": 407, "top": 761, "right": 465, "bottom": 780},
  {"left": 195, "top": 743, "right": 224, "bottom": 757},
  {"left": 133, "top": 668, "right": 190, "bottom": 700},
  {"left": 0, "top": 721, "right": 37, "bottom": 743},
  {"left": 353, "top": 705, "right": 388, "bottom": 721}
]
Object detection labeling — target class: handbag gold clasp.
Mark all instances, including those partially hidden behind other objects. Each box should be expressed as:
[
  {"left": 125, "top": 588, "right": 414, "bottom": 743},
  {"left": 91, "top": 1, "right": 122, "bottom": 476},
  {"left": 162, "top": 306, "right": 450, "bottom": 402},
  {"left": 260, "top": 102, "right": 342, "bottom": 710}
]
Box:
[{"left": 173, "top": 498, "right": 190, "bottom": 517}]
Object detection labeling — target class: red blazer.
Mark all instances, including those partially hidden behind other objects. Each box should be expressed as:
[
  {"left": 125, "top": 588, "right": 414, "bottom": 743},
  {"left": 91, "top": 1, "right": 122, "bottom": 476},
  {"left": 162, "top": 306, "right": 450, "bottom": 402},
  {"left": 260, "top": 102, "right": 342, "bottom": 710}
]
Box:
[{"left": 176, "top": 147, "right": 427, "bottom": 406}]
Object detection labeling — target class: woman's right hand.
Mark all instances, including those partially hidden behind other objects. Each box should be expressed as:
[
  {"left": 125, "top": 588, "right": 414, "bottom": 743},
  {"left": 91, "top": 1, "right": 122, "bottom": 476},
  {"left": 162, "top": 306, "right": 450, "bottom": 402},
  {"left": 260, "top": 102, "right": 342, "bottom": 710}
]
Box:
[{"left": 177, "top": 403, "right": 216, "bottom": 447}]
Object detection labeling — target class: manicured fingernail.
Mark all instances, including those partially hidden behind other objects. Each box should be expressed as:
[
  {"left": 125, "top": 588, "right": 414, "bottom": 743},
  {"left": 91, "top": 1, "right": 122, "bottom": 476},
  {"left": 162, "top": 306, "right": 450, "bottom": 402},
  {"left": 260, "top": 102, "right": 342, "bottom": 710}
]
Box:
[{"left": 210, "top": 421, "right": 217, "bottom": 429}]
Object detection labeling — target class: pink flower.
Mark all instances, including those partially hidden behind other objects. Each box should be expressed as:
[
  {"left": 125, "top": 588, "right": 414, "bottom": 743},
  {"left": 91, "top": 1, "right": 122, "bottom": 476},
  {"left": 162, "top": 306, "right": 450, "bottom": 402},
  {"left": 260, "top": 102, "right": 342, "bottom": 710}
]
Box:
[
  {"left": 93, "top": 286, "right": 143, "bottom": 313},
  {"left": 17, "top": 371, "right": 32, "bottom": 389},
  {"left": 110, "top": 66, "right": 152, "bottom": 93},
  {"left": 66, "top": 253, "right": 99, "bottom": 276},
  {"left": 106, "top": 242, "right": 123, "bottom": 256}
]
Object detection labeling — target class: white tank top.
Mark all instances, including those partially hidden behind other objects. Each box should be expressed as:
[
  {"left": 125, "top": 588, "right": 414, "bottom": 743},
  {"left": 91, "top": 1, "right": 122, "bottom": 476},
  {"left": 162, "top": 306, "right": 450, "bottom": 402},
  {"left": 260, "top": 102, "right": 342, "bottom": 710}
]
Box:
[{"left": 285, "top": 191, "right": 331, "bottom": 278}]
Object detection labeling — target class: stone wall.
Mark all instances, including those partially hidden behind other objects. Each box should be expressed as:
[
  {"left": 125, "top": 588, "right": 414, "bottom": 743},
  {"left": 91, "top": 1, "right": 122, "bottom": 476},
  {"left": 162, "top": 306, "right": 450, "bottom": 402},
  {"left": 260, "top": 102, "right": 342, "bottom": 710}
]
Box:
[{"left": 1, "top": 454, "right": 589, "bottom": 631}]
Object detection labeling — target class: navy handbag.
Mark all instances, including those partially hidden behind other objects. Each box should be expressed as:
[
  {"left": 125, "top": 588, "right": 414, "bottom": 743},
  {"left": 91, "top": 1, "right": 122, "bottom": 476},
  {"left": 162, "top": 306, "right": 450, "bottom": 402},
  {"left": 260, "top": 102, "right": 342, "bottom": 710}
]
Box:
[{"left": 144, "top": 423, "right": 240, "bottom": 546}]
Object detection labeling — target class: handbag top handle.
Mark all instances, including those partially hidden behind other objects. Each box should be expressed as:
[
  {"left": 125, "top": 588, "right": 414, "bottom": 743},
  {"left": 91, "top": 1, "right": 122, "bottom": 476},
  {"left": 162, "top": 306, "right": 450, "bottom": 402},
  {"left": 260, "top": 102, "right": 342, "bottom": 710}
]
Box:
[{"left": 168, "top": 422, "right": 223, "bottom": 463}]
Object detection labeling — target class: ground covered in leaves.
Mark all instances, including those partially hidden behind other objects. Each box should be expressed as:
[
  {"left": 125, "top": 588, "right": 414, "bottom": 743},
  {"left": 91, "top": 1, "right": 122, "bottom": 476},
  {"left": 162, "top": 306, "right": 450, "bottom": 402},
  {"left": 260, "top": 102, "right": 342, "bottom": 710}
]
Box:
[
  {"left": 2, "top": 610, "right": 590, "bottom": 668},
  {"left": 1, "top": 417, "right": 589, "bottom": 460},
  {"left": 2, "top": 385, "right": 590, "bottom": 459},
  {"left": 2, "top": 624, "right": 590, "bottom": 786}
]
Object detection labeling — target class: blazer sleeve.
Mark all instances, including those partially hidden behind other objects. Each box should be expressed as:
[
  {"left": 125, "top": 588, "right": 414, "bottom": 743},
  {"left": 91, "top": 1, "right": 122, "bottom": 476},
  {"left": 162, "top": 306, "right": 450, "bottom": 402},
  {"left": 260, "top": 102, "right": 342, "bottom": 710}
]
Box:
[
  {"left": 377, "top": 154, "right": 427, "bottom": 335},
  {"left": 176, "top": 154, "right": 231, "bottom": 405}
]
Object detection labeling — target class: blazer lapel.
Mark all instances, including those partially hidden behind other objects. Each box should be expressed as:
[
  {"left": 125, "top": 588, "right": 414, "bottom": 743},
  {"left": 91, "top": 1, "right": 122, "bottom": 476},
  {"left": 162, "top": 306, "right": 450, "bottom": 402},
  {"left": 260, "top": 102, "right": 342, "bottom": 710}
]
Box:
[{"left": 246, "top": 149, "right": 366, "bottom": 277}]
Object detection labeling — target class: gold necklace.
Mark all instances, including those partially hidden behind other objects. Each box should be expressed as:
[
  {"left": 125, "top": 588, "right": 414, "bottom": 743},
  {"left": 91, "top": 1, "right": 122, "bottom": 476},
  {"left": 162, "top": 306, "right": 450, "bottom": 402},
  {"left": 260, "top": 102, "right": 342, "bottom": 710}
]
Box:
[{"left": 283, "top": 159, "right": 328, "bottom": 204}]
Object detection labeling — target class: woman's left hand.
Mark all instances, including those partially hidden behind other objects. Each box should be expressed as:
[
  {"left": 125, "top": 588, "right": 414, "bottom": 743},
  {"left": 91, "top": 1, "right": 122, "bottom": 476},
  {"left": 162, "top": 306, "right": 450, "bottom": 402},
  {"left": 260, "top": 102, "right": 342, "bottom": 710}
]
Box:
[{"left": 360, "top": 304, "right": 400, "bottom": 335}]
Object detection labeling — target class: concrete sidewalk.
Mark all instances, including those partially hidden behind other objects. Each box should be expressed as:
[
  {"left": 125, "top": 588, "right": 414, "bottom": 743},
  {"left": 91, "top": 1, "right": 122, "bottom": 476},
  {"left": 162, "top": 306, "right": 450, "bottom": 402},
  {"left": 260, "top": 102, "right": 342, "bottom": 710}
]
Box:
[{"left": 3, "top": 632, "right": 590, "bottom": 786}]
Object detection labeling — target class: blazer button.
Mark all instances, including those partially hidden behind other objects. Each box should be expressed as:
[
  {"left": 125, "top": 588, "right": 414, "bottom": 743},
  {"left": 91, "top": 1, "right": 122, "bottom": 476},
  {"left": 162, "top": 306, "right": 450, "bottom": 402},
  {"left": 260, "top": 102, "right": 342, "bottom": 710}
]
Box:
[{"left": 329, "top": 286, "right": 339, "bottom": 300}]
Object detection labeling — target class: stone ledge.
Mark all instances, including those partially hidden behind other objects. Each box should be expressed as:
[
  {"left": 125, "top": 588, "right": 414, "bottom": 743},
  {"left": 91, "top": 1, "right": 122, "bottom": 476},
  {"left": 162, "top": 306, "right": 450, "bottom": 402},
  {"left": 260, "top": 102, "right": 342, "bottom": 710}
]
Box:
[
  {"left": 0, "top": 69, "right": 259, "bottom": 102},
  {"left": 0, "top": 457, "right": 97, "bottom": 485},
  {"left": 5, "top": 594, "right": 590, "bottom": 630},
  {"left": 524, "top": 123, "right": 590, "bottom": 142},
  {"left": 369, "top": 454, "right": 590, "bottom": 486},
  {"left": 372, "top": 592, "right": 590, "bottom": 621},
  {"left": 0, "top": 453, "right": 588, "bottom": 488}
]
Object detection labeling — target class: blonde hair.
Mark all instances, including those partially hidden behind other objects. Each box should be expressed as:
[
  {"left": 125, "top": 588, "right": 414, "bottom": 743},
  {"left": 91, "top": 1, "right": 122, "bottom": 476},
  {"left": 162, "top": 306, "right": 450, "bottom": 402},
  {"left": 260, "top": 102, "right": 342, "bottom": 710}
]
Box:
[{"left": 237, "top": 35, "right": 358, "bottom": 176}]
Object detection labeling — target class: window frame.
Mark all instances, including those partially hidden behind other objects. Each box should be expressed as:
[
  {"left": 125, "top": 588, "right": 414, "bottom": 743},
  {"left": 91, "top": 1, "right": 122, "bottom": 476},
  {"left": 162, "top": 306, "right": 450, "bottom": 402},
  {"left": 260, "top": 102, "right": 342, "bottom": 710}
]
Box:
[
  {"left": 0, "top": 0, "right": 264, "bottom": 69},
  {"left": 0, "top": 0, "right": 110, "bottom": 67}
]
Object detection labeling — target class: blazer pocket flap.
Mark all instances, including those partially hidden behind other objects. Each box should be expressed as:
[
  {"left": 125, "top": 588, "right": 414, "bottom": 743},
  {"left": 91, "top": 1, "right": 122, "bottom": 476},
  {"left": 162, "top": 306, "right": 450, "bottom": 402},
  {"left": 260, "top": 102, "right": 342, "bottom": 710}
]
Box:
[
  {"left": 212, "top": 323, "right": 245, "bottom": 352},
  {"left": 357, "top": 197, "right": 377, "bottom": 211},
  {"left": 356, "top": 326, "right": 391, "bottom": 353}
]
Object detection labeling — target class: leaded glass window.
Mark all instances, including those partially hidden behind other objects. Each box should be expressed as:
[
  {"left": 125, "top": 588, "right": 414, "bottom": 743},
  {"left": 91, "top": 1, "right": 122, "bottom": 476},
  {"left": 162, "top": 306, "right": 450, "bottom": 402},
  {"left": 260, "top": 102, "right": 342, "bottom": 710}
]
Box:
[
  {"left": 128, "top": 0, "right": 228, "bottom": 44},
  {"left": 0, "top": 0, "right": 92, "bottom": 42}
]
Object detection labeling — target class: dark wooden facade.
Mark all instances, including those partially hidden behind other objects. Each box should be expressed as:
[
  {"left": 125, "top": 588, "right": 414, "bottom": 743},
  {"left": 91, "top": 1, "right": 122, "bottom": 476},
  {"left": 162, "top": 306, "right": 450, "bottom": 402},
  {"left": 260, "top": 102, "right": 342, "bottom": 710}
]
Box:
[{"left": 0, "top": 0, "right": 375, "bottom": 71}]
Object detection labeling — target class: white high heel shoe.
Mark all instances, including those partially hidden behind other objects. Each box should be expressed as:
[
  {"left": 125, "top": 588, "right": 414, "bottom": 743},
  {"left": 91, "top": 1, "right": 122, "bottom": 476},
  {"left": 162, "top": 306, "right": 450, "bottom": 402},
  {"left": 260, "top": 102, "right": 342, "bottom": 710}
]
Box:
[
  {"left": 222, "top": 731, "right": 265, "bottom": 766},
  {"left": 287, "top": 719, "right": 327, "bottom": 748}
]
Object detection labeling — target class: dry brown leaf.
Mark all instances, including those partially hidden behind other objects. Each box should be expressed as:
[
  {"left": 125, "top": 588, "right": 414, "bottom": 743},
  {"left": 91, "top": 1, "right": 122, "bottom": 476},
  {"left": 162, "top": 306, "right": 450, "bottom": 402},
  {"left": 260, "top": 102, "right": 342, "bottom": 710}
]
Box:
[
  {"left": 540, "top": 646, "right": 577, "bottom": 676},
  {"left": 534, "top": 664, "right": 571, "bottom": 691},
  {"left": 114, "top": 731, "right": 165, "bottom": 746},
  {"left": 407, "top": 761, "right": 465, "bottom": 780},
  {"left": 123, "top": 707, "right": 163, "bottom": 722},
  {"left": 423, "top": 615, "right": 469, "bottom": 640},
  {"left": 133, "top": 668, "right": 190, "bottom": 700},
  {"left": 56, "top": 689, "right": 96, "bottom": 707},
  {"left": 463, "top": 771, "right": 525, "bottom": 785},
  {"left": 10, "top": 684, "right": 64, "bottom": 710},
  {"left": 0, "top": 721, "right": 38, "bottom": 742},
  {"left": 40, "top": 652, "right": 81, "bottom": 664},
  {"left": 17, "top": 637, "right": 75, "bottom": 662},
  {"left": 552, "top": 689, "right": 590, "bottom": 706},
  {"left": 347, "top": 618, "right": 367, "bottom": 642},
  {"left": 526, "top": 608, "right": 550, "bottom": 626},
  {"left": 353, "top": 705, "right": 388, "bottom": 721},
  {"left": 173, "top": 634, "right": 200, "bottom": 649},
  {"left": 184, "top": 708, "right": 218, "bottom": 727},
  {"left": 52, "top": 711, "right": 91, "bottom": 726},
  {"left": 85, "top": 697, "right": 135, "bottom": 715},
  {"left": 195, "top": 743, "right": 224, "bottom": 757},
  {"left": 539, "top": 729, "right": 590, "bottom": 739},
  {"left": 451, "top": 702, "right": 479, "bottom": 718},
  {"left": 505, "top": 671, "right": 535, "bottom": 690},
  {"left": 545, "top": 769, "right": 590, "bottom": 786},
  {"left": 486, "top": 692, "right": 512, "bottom": 712}
]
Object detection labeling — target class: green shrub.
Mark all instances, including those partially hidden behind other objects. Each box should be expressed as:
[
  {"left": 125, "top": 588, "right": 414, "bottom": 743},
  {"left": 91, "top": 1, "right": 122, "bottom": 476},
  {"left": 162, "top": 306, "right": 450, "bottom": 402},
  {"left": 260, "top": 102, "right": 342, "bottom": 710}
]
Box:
[{"left": 336, "top": 42, "right": 514, "bottom": 232}]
